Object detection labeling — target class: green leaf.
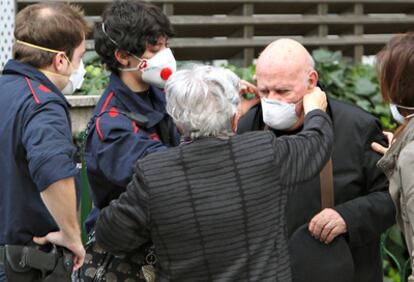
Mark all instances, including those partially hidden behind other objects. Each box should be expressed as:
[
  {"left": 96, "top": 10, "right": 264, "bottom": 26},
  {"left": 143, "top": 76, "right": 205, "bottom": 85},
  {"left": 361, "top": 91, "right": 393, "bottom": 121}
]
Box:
[
  {"left": 354, "top": 78, "right": 377, "bottom": 96},
  {"left": 82, "top": 51, "right": 100, "bottom": 65},
  {"left": 329, "top": 70, "right": 346, "bottom": 89},
  {"left": 356, "top": 99, "right": 371, "bottom": 111}
]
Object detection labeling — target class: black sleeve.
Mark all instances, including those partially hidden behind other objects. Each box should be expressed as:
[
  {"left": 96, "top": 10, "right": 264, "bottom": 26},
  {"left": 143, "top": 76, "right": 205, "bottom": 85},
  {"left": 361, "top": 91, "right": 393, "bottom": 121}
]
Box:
[
  {"left": 274, "top": 109, "right": 334, "bottom": 186},
  {"left": 237, "top": 104, "right": 263, "bottom": 133},
  {"left": 95, "top": 163, "right": 150, "bottom": 253},
  {"left": 334, "top": 119, "right": 396, "bottom": 247}
]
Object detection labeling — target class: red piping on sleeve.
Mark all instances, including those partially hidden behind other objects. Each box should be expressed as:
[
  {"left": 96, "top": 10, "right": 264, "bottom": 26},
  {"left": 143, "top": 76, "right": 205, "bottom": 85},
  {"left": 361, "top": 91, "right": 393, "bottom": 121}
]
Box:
[
  {"left": 132, "top": 121, "right": 139, "bottom": 133},
  {"left": 24, "top": 77, "right": 40, "bottom": 104},
  {"left": 100, "top": 92, "right": 114, "bottom": 114},
  {"left": 96, "top": 117, "right": 104, "bottom": 141}
]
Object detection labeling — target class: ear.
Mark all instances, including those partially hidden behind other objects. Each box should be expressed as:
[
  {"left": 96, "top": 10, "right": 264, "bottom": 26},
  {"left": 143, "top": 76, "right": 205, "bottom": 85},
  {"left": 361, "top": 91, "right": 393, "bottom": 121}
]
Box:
[
  {"left": 52, "top": 52, "right": 69, "bottom": 72},
  {"left": 115, "top": 50, "right": 131, "bottom": 67},
  {"left": 308, "top": 70, "right": 319, "bottom": 88},
  {"left": 232, "top": 112, "right": 239, "bottom": 133}
]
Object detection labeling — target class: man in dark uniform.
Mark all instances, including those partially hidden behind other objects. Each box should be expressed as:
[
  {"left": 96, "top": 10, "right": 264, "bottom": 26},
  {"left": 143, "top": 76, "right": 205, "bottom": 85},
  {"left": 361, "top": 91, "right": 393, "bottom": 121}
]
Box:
[
  {"left": 0, "top": 3, "right": 90, "bottom": 280},
  {"left": 85, "top": 0, "right": 180, "bottom": 226},
  {"left": 238, "top": 38, "right": 396, "bottom": 282},
  {"left": 77, "top": 2, "right": 179, "bottom": 281}
]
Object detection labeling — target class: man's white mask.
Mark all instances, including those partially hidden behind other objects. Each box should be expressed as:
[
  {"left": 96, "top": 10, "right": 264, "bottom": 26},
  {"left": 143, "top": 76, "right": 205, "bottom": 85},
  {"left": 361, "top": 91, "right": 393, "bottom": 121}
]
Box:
[
  {"left": 261, "top": 97, "right": 300, "bottom": 130},
  {"left": 121, "top": 48, "right": 176, "bottom": 89},
  {"left": 62, "top": 60, "right": 86, "bottom": 95}
]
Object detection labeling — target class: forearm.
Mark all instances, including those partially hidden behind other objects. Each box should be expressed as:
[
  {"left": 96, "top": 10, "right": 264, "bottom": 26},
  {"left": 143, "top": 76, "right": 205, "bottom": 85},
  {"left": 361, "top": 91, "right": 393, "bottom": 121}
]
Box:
[
  {"left": 278, "top": 110, "right": 333, "bottom": 184},
  {"left": 96, "top": 172, "right": 150, "bottom": 253},
  {"left": 40, "top": 177, "right": 81, "bottom": 242}
]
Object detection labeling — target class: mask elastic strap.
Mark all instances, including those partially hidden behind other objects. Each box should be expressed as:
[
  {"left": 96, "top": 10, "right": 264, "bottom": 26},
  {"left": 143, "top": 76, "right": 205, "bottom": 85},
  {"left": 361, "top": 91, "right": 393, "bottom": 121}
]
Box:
[
  {"left": 394, "top": 103, "right": 414, "bottom": 120},
  {"left": 406, "top": 113, "right": 414, "bottom": 119},
  {"left": 16, "top": 40, "right": 73, "bottom": 68},
  {"left": 16, "top": 40, "right": 61, "bottom": 54},
  {"left": 119, "top": 67, "right": 137, "bottom": 72},
  {"left": 396, "top": 104, "right": 414, "bottom": 111},
  {"left": 118, "top": 54, "right": 147, "bottom": 72},
  {"left": 101, "top": 23, "right": 120, "bottom": 48}
]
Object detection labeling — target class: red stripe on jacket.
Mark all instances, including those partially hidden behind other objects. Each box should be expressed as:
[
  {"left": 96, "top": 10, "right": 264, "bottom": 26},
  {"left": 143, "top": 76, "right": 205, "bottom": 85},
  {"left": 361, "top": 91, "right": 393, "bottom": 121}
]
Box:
[
  {"left": 96, "top": 92, "right": 115, "bottom": 141},
  {"left": 96, "top": 117, "right": 104, "bottom": 141},
  {"left": 100, "top": 92, "right": 114, "bottom": 113},
  {"left": 132, "top": 121, "right": 139, "bottom": 133},
  {"left": 25, "top": 77, "right": 40, "bottom": 104}
]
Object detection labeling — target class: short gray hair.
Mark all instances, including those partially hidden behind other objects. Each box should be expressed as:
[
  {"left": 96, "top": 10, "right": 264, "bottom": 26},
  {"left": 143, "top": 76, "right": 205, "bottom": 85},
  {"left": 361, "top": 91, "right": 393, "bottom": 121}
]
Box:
[{"left": 165, "top": 65, "right": 240, "bottom": 139}]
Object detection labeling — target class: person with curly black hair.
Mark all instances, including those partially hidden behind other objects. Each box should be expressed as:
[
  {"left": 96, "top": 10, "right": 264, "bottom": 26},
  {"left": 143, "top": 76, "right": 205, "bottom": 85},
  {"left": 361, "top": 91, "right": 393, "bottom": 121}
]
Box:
[{"left": 78, "top": 1, "right": 180, "bottom": 281}]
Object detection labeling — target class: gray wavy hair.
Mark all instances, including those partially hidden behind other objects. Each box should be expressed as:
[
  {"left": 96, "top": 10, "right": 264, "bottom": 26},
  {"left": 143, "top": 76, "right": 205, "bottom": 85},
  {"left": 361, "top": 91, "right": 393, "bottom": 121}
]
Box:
[{"left": 165, "top": 65, "right": 241, "bottom": 139}]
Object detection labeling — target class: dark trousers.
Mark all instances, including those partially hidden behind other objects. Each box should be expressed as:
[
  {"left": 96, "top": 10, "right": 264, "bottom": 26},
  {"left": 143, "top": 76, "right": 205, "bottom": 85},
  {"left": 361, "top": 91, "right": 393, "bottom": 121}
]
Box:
[{"left": 0, "top": 264, "right": 5, "bottom": 282}]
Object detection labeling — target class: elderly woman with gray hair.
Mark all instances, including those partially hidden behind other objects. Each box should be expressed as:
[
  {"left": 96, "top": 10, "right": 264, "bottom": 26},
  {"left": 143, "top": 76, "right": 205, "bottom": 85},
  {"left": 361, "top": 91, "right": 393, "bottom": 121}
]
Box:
[{"left": 94, "top": 65, "right": 333, "bottom": 282}]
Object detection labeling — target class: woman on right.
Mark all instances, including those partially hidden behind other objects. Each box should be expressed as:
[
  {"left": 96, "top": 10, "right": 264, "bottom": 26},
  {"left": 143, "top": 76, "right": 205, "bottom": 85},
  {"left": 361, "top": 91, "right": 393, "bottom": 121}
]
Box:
[{"left": 376, "top": 32, "right": 414, "bottom": 281}]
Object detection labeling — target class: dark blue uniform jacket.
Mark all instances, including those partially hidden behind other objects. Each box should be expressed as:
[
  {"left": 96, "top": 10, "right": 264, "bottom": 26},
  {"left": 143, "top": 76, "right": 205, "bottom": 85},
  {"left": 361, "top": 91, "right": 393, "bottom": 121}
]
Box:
[
  {"left": 0, "top": 60, "right": 78, "bottom": 245},
  {"left": 85, "top": 73, "right": 180, "bottom": 212}
]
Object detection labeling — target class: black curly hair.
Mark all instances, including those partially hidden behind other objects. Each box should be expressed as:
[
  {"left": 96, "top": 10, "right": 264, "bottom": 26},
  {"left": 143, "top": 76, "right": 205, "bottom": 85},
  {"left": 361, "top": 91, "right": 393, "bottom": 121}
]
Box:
[{"left": 95, "top": 0, "right": 175, "bottom": 74}]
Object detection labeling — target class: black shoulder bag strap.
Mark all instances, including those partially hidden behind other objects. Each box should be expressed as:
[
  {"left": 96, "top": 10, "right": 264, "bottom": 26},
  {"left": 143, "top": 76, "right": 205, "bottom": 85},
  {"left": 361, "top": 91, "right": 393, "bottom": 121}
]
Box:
[{"left": 320, "top": 158, "right": 334, "bottom": 209}]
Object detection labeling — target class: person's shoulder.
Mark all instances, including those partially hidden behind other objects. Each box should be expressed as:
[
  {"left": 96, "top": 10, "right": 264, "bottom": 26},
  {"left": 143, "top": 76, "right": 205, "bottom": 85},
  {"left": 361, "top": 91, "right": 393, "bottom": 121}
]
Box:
[
  {"left": 134, "top": 143, "right": 176, "bottom": 174},
  {"left": 329, "top": 97, "right": 385, "bottom": 146},
  {"left": 235, "top": 130, "right": 274, "bottom": 141},
  {"left": 0, "top": 74, "right": 31, "bottom": 104},
  {"left": 399, "top": 141, "right": 414, "bottom": 167},
  {"left": 329, "top": 97, "right": 378, "bottom": 125},
  {"left": 233, "top": 130, "right": 276, "bottom": 152},
  {"left": 93, "top": 89, "right": 119, "bottom": 114},
  {"left": 89, "top": 89, "right": 135, "bottom": 138},
  {"left": 22, "top": 78, "right": 65, "bottom": 106},
  {"left": 92, "top": 109, "right": 141, "bottom": 142}
]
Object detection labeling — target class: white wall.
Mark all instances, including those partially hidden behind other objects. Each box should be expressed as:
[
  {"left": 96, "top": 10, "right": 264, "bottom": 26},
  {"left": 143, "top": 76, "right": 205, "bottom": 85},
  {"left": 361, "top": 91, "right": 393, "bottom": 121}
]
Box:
[{"left": 0, "top": 0, "right": 15, "bottom": 70}]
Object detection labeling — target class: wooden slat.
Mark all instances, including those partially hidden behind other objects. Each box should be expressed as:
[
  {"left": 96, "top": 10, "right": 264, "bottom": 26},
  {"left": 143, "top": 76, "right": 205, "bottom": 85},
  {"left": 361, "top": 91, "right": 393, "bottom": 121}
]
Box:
[
  {"left": 171, "top": 35, "right": 394, "bottom": 47},
  {"left": 84, "top": 14, "right": 414, "bottom": 25},
  {"left": 85, "top": 34, "right": 393, "bottom": 49}
]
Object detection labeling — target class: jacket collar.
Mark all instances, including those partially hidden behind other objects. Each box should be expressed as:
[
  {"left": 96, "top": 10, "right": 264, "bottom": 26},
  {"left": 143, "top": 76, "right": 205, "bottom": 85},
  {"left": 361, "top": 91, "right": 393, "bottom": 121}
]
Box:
[
  {"left": 107, "top": 73, "right": 166, "bottom": 128},
  {"left": 378, "top": 118, "right": 414, "bottom": 178},
  {"left": 2, "top": 59, "right": 70, "bottom": 107}
]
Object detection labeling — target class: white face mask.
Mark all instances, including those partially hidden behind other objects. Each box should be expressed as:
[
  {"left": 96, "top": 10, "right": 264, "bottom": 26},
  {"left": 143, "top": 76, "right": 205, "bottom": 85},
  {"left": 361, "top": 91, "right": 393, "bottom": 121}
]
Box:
[
  {"left": 62, "top": 60, "right": 86, "bottom": 95},
  {"left": 390, "top": 103, "right": 414, "bottom": 124},
  {"left": 120, "top": 48, "right": 177, "bottom": 89},
  {"left": 261, "top": 97, "right": 300, "bottom": 130}
]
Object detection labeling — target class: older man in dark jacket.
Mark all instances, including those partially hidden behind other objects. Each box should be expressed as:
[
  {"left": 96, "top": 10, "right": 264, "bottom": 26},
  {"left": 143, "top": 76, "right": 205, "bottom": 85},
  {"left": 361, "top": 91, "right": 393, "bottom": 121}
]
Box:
[
  {"left": 237, "top": 38, "right": 396, "bottom": 282},
  {"left": 95, "top": 65, "right": 333, "bottom": 282}
]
